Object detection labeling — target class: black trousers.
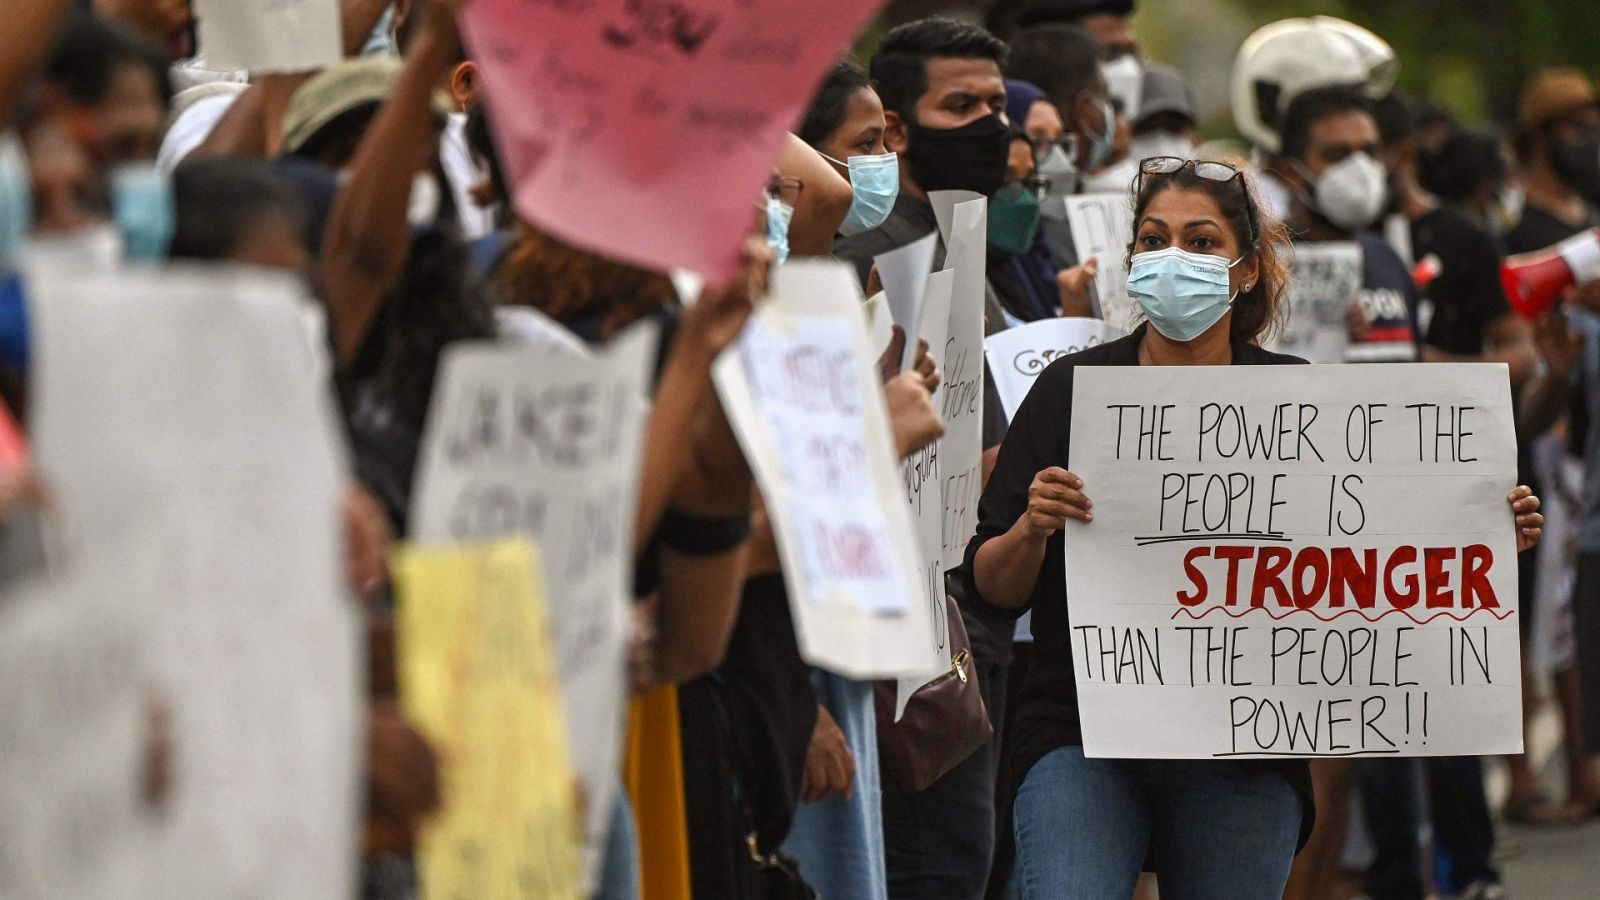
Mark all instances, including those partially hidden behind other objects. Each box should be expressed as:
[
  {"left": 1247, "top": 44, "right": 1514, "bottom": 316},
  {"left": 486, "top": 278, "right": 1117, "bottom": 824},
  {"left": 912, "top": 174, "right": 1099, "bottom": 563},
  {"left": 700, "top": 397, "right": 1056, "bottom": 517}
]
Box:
[
  {"left": 1574, "top": 552, "right": 1600, "bottom": 752},
  {"left": 1360, "top": 756, "right": 1498, "bottom": 898},
  {"left": 880, "top": 650, "right": 1010, "bottom": 900}
]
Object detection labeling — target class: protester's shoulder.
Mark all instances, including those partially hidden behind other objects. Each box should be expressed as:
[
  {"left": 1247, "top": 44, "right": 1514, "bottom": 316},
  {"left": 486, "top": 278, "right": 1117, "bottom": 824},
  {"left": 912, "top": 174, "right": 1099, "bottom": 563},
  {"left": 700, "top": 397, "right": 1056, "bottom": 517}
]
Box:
[
  {"left": 1356, "top": 230, "right": 1407, "bottom": 269},
  {"left": 832, "top": 225, "right": 903, "bottom": 264},
  {"left": 833, "top": 197, "right": 938, "bottom": 263}
]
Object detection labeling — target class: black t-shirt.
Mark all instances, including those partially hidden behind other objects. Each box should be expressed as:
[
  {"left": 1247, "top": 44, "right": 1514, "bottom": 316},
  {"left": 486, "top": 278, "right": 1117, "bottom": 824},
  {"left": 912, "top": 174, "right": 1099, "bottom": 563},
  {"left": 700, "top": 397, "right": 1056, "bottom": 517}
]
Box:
[
  {"left": 956, "top": 325, "right": 1314, "bottom": 845},
  {"left": 1503, "top": 202, "right": 1599, "bottom": 256},
  {"left": 1412, "top": 206, "right": 1512, "bottom": 357}
]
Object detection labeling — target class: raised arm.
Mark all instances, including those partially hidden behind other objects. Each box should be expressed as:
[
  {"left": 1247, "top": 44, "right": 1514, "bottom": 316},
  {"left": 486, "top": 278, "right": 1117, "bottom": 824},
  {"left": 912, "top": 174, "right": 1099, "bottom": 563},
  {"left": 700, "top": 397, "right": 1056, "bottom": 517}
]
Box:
[{"left": 321, "top": 0, "right": 458, "bottom": 365}]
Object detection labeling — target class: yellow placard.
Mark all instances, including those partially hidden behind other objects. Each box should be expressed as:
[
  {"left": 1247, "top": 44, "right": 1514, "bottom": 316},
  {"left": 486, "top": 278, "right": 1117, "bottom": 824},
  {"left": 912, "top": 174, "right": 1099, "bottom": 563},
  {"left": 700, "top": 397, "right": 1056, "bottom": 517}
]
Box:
[{"left": 392, "top": 539, "right": 583, "bottom": 900}]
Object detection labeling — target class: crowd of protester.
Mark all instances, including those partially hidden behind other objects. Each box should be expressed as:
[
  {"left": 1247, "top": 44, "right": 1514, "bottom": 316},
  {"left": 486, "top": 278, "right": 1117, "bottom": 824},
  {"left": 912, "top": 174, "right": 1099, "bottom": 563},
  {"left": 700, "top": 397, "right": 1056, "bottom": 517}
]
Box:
[{"left": 7, "top": 0, "right": 1599, "bottom": 897}]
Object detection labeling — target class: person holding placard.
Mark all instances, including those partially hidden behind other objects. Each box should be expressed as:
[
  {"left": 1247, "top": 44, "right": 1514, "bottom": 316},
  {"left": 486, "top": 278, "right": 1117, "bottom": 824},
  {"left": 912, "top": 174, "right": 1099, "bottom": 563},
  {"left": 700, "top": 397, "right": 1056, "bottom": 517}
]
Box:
[
  {"left": 1004, "top": 23, "right": 1120, "bottom": 318},
  {"left": 960, "top": 156, "right": 1546, "bottom": 898},
  {"left": 1274, "top": 86, "right": 1421, "bottom": 365}
]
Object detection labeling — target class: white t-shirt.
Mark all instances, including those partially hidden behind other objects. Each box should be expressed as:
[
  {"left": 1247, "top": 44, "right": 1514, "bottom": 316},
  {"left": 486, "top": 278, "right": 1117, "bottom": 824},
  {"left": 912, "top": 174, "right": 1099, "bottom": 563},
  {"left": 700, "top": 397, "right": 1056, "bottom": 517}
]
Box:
[{"left": 440, "top": 112, "right": 497, "bottom": 242}]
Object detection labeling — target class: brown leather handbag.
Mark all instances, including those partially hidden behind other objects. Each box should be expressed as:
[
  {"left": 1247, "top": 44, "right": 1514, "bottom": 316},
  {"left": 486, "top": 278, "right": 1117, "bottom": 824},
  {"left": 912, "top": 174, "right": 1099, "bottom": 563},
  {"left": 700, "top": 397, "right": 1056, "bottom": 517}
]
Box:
[{"left": 873, "top": 595, "right": 994, "bottom": 792}]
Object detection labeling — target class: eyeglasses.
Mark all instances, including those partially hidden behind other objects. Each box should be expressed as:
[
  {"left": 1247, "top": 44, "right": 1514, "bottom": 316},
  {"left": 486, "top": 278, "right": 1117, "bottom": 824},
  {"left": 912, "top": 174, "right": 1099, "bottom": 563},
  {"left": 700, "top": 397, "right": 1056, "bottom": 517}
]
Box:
[
  {"left": 1136, "top": 156, "right": 1260, "bottom": 246},
  {"left": 765, "top": 175, "right": 803, "bottom": 208}
]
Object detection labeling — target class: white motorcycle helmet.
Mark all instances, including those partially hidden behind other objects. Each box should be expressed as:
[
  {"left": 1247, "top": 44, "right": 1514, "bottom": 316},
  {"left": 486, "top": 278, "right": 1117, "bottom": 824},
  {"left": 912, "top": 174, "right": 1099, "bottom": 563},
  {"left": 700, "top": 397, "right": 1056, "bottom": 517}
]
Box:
[{"left": 1231, "top": 16, "right": 1398, "bottom": 154}]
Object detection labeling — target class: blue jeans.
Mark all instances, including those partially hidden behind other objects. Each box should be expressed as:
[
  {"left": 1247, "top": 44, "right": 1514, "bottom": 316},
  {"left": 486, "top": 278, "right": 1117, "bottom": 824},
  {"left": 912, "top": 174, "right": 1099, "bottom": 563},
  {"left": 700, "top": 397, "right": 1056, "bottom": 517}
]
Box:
[
  {"left": 591, "top": 782, "right": 639, "bottom": 900},
  {"left": 1013, "top": 747, "right": 1300, "bottom": 900},
  {"left": 784, "top": 671, "right": 888, "bottom": 900}
]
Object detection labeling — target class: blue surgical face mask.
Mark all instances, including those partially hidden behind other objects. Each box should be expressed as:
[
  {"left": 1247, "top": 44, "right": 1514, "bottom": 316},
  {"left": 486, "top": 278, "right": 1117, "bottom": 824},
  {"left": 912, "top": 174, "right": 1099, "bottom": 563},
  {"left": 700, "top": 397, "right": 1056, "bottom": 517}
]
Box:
[
  {"left": 765, "top": 195, "right": 794, "bottom": 264},
  {"left": 0, "top": 136, "right": 30, "bottom": 272},
  {"left": 1126, "top": 246, "right": 1243, "bottom": 342},
  {"left": 111, "top": 164, "right": 174, "bottom": 264},
  {"left": 824, "top": 150, "right": 899, "bottom": 236},
  {"left": 1085, "top": 95, "right": 1116, "bottom": 170}
]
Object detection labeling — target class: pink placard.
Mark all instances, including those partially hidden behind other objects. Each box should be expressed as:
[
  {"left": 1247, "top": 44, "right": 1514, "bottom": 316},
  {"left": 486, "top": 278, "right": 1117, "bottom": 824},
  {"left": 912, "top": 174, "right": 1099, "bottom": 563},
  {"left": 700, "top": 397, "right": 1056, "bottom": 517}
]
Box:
[{"left": 463, "top": 0, "right": 885, "bottom": 281}]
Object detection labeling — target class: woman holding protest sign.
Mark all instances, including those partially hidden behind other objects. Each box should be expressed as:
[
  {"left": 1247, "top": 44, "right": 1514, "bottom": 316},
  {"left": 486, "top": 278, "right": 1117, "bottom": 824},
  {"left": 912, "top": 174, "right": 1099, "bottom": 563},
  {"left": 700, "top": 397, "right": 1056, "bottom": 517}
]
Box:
[{"left": 959, "top": 156, "right": 1546, "bottom": 898}]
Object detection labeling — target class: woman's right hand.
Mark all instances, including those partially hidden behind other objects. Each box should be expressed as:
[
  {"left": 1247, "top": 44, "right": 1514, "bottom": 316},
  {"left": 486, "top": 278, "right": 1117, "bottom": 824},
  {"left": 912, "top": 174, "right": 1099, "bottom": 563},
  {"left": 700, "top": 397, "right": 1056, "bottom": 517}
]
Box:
[{"left": 1024, "top": 467, "right": 1091, "bottom": 538}]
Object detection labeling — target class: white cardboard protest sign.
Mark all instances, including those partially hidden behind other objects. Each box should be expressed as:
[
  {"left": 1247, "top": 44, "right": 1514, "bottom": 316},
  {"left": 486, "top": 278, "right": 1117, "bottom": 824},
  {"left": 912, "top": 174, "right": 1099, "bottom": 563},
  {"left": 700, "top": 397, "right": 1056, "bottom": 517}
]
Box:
[
  {"left": 929, "top": 192, "right": 988, "bottom": 573},
  {"left": 1065, "top": 192, "right": 1137, "bottom": 332},
  {"left": 715, "top": 260, "right": 940, "bottom": 680},
  {"left": 0, "top": 573, "right": 147, "bottom": 900},
  {"left": 877, "top": 233, "right": 938, "bottom": 373},
  {"left": 29, "top": 265, "right": 361, "bottom": 899},
  {"left": 1269, "top": 241, "right": 1361, "bottom": 364},
  {"left": 893, "top": 269, "right": 955, "bottom": 718},
  {"left": 1064, "top": 363, "right": 1521, "bottom": 758},
  {"left": 985, "top": 317, "right": 1124, "bottom": 420},
  {"left": 193, "top": 0, "right": 341, "bottom": 74},
  {"left": 410, "top": 322, "right": 658, "bottom": 886}
]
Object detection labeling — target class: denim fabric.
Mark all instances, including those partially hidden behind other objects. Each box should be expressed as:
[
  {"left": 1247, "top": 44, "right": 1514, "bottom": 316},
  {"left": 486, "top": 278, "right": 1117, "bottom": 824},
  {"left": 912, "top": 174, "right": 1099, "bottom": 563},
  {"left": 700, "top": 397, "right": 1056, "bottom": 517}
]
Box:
[
  {"left": 783, "top": 670, "right": 888, "bottom": 900},
  {"left": 1012, "top": 746, "right": 1300, "bottom": 900},
  {"left": 592, "top": 783, "right": 640, "bottom": 900}
]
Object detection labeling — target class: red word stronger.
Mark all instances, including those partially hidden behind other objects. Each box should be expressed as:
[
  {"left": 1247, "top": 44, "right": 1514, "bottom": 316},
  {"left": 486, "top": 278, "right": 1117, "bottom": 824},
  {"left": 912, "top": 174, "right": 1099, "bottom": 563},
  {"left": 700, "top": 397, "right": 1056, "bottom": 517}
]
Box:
[{"left": 1176, "top": 544, "right": 1499, "bottom": 614}]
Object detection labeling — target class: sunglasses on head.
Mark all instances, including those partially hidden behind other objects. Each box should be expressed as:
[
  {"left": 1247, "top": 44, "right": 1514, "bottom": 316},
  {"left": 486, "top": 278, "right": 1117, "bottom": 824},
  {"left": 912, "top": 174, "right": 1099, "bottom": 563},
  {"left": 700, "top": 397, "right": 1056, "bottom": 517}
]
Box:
[{"left": 1136, "top": 156, "right": 1260, "bottom": 247}]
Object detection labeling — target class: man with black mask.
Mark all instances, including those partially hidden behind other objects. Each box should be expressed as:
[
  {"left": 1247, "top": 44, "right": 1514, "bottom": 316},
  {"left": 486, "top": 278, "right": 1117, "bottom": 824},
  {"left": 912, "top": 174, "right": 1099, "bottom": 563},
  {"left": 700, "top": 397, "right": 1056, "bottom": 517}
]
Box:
[
  {"left": 833, "top": 18, "right": 1016, "bottom": 900},
  {"left": 1505, "top": 69, "right": 1600, "bottom": 259},
  {"left": 833, "top": 17, "right": 1010, "bottom": 286}
]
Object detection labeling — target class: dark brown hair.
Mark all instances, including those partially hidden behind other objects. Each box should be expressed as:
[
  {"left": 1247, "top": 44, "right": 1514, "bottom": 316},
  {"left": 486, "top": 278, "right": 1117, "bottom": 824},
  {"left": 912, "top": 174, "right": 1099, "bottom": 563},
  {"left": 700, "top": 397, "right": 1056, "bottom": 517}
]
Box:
[{"left": 1127, "top": 159, "right": 1292, "bottom": 345}]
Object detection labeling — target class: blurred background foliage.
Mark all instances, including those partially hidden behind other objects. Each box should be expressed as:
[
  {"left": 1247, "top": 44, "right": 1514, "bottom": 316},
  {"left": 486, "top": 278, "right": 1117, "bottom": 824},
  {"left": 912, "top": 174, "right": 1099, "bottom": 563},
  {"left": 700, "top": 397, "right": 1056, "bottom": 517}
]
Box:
[{"left": 875, "top": 0, "right": 1600, "bottom": 138}]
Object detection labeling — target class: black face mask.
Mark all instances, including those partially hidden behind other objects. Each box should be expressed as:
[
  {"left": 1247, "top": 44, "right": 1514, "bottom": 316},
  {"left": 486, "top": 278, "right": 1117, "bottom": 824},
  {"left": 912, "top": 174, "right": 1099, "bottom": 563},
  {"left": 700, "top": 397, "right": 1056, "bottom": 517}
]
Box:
[
  {"left": 904, "top": 113, "right": 1011, "bottom": 197},
  {"left": 1549, "top": 134, "right": 1600, "bottom": 202}
]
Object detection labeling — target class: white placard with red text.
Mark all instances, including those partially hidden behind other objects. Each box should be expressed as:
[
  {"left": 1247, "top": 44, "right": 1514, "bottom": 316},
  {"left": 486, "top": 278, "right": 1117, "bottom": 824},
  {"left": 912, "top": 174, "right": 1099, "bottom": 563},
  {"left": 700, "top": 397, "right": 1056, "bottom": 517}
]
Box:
[{"left": 1064, "top": 363, "right": 1521, "bottom": 758}]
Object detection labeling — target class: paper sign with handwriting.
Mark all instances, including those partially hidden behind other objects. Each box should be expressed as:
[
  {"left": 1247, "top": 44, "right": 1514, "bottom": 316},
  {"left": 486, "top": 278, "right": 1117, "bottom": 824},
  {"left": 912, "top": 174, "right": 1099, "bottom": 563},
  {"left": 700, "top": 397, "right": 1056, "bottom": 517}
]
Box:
[
  {"left": 29, "top": 265, "right": 361, "bottom": 899},
  {"left": 410, "top": 322, "right": 657, "bottom": 886},
  {"left": 929, "top": 192, "right": 987, "bottom": 573},
  {"left": 1065, "top": 193, "right": 1137, "bottom": 332},
  {"left": 1064, "top": 363, "right": 1521, "bottom": 758},
  {"left": 893, "top": 268, "right": 954, "bottom": 718},
  {"left": 193, "top": 0, "right": 340, "bottom": 74},
  {"left": 985, "top": 318, "right": 1123, "bottom": 420},
  {"left": 393, "top": 540, "right": 583, "bottom": 900},
  {"left": 1268, "top": 242, "right": 1361, "bottom": 364},
  {"left": 463, "top": 0, "right": 886, "bottom": 280},
  {"left": 714, "top": 260, "right": 940, "bottom": 679}
]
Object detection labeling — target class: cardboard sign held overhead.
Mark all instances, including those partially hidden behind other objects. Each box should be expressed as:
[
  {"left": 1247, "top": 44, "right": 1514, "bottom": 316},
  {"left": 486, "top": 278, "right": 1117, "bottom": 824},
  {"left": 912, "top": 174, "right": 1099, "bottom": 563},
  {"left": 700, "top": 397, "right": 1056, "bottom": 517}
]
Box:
[
  {"left": 463, "top": 0, "right": 888, "bottom": 281},
  {"left": 1064, "top": 363, "right": 1521, "bottom": 759},
  {"left": 193, "top": 0, "right": 341, "bottom": 74}
]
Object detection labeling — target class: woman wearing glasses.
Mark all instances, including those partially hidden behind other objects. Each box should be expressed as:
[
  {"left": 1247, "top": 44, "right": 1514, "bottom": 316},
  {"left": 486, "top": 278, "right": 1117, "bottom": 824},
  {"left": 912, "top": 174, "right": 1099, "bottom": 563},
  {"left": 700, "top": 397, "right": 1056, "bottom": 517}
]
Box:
[{"left": 956, "top": 156, "right": 1545, "bottom": 897}]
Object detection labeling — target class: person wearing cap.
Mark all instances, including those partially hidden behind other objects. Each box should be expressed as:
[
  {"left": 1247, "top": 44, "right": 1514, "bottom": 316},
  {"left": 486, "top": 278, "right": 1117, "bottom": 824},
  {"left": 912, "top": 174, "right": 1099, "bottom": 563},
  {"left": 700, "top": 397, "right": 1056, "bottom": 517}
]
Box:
[
  {"left": 281, "top": 56, "right": 405, "bottom": 170},
  {"left": 1516, "top": 69, "right": 1600, "bottom": 825},
  {"left": 1127, "top": 64, "right": 1198, "bottom": 163},
  {"left": 1505, "top": 69, "right": 1600, "bottom": 261}
]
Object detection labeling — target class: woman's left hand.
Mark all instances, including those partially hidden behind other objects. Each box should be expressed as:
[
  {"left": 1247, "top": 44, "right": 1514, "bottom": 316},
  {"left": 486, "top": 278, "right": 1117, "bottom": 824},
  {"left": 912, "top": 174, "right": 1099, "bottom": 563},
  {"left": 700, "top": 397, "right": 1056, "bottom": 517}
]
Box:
[{"left": 1509, "top": 485, "right": 1543, "bottom": 553}]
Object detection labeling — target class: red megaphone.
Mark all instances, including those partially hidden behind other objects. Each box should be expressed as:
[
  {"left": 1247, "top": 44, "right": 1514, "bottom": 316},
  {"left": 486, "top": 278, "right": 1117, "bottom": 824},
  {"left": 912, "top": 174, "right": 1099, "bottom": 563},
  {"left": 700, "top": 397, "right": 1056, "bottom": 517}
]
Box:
[{"left": 1501, "top": 227, "right": 1600, "bottom": 320}]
